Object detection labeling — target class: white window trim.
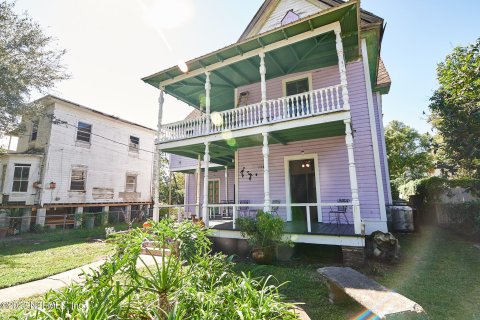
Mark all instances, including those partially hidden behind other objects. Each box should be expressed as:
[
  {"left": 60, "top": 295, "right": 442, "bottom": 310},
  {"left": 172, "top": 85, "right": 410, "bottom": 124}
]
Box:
[
  {"left": 76, "top": 121, "right": 92, "bottom": 144},
  {"left": 69, "top": 166, "right": 87, "bottom": 192},
  {"left": 281, "top": 73, "right": 313, "bottom": 97},
  {"left": 283, "top": 153, "right": 322, "bottom": 222},
  {"left": 129, "top": 135, "right": 140, "bottom": 153},
  {"left": 125, "top": 174, "right": 138, "bottom": 192},
  {"left": 11, "top": 164, "right": 31, "bottom": 194}
]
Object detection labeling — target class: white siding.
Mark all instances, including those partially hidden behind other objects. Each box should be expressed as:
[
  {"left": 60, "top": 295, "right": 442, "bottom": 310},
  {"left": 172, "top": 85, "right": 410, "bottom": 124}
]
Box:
[
  {"left": 258, "top": 0, "right": 329, "bottom": 35},
  {"left": 38, "top": 101, "right": 155, "bottom": 205},
  {"left": 0, "top": 155, "right": 42, "bottom": 205}
]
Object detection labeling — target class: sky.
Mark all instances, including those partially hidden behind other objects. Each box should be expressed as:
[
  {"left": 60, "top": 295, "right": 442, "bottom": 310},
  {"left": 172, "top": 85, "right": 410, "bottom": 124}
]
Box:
[{"left": 5, "top": 0, "right": 480, "bottom": 149}]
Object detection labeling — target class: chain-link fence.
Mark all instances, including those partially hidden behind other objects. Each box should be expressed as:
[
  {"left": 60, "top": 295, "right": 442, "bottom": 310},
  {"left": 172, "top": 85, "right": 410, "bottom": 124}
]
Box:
[{"left": 0, "top": 206, "right": 153, "bottom": 239}]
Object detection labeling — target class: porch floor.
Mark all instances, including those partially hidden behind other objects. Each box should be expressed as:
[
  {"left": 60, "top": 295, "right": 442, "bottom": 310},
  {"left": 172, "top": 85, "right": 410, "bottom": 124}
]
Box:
[{"left": 209, "top": 220, "right": 356, "bottom": 237}]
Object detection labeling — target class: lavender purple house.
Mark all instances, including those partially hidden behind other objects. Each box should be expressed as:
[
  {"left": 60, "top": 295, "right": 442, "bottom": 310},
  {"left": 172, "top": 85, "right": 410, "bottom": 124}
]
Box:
[{"left": 142, "top": 0, "right": 392, "bottom": 252}]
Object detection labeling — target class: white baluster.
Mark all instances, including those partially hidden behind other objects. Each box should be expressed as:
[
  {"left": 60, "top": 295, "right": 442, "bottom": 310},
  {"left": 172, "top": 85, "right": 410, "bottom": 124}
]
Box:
[{"left": 335, "top": 86, "right": 340, "bottom": 110}]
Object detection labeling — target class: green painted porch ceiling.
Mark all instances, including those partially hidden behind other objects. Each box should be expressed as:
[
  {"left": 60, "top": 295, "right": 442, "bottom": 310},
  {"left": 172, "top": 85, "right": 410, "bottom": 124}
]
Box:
[
  {"left": 164, "top": 120, "right": 345, "bottom": 168},
  {"left": 143, "top": 2, "right": 361, "bottom": 113}
]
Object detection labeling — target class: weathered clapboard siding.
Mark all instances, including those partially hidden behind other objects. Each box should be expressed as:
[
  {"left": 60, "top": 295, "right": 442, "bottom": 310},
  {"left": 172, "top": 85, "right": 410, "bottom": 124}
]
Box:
[
  {"left": 373, "top": 92, "right": 391, "bottom": 204},
  {"left": 40, "top": 101, "right": 155, "bottom": 205},
  {"left": 184, "top": 169, "right": 235, "bottom": 215},
  {"left": 235, "top": 60, "right": 382, "bottom": 221},
  {"left": 257, "top": 0, "right": 329, "bottom": 35}
]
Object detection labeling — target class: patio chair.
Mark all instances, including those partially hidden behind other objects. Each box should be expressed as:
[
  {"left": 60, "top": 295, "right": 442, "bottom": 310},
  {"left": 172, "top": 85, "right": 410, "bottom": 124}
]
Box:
[
  {"left": 328, "top": 199, "right": 350, "bottom": 227},
  {"left": 271, "top": 200, "right": 281, "bottom": 216},
  {"left": 238, "top": 200, "right": 250, "bottom": 217}
]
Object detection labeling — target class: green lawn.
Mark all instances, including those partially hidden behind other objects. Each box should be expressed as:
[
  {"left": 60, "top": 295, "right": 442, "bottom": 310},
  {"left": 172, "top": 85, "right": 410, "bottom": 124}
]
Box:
[
  {"left": 235, "top": 227, "right": 480, "bottom": 320},
  {"left": 0, "top": 226, "right": 115, "bottom": 289}
]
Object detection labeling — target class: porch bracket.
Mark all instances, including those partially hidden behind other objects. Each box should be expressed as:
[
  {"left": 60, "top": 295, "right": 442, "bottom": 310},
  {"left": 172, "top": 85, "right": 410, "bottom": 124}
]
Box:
[
  {"left": 153, "top": 88, "right": 164, "bottom": 221},
  {"left": 344, "top": 119, "right": 361, "bottom": 234},
  {"left": 202, "top": 142, "right": 210, "bottom": 227},
  {"left": 262, "top": 132, "right": 271, "bottom": 212}
]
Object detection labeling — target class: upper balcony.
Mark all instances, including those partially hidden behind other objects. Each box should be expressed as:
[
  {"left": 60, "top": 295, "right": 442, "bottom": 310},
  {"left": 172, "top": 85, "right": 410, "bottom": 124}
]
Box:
[
  {"left": 160, "top": 84, "right": 346, "bottom": 143},
  {"left": 141, "top": 1, "right": 380, "bottom": 148}
]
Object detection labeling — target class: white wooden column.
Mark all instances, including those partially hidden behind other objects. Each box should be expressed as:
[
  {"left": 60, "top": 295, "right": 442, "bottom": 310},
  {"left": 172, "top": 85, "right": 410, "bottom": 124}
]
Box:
[
  {"left": 224, "top": 166, "right": 229, "bottom": 201},
  {"left": 202, "top": 142, "right": 210, "bottom": 226},
  {"left": 195, "top": 154, "right": 201, "bottom": 217},
  {"left": 259, "top": 52, "right": 267, "bottom": 123},
  {"left": 334, "top": 28, "right": 350, "bottom": 111},
  {"left": 262, "top": 132, "right": 270, "bottom": 212},
  {"left": 205, "top": 71, "right": 211, "bottom": 133},
  {"left": 344, "top": 119, "right": 361, "bottom": 234},
  {"left": 152, "top": 88, "right": 164, "bottom": 221}
]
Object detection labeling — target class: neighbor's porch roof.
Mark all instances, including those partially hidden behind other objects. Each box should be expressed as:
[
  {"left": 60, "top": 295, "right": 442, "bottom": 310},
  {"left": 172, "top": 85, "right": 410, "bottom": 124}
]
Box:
[{"left": 142, "top": 1, "right": 371, "bottom": 113}]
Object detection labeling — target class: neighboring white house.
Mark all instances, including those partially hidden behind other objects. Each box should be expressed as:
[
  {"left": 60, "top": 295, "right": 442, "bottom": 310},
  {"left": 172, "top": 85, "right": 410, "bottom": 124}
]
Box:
[{"left": 0, "top": 95, "right": 155, "bottom": 229}]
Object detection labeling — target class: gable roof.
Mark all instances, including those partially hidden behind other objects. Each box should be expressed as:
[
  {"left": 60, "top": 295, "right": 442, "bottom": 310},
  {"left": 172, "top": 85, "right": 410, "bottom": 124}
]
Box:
[
  {"left": 238, "top": 0, "right": 390, "bottom": 91},
  {"left": 239, "top": 0, "right": 383, "bottom": 41},
  {"left": 35, "top": 95, "right": 156, "bottom": 132}
]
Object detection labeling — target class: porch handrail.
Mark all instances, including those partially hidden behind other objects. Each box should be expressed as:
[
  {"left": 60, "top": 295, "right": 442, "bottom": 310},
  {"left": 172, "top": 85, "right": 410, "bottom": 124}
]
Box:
[{"left": 159, "top": 84, "right": 345, "bottom": 142}]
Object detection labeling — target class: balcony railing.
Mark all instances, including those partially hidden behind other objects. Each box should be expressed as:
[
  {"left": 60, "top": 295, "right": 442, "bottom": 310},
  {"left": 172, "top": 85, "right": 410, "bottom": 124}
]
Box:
[{"left": 159, "top": 84, "right": 346, "bottom": 143}]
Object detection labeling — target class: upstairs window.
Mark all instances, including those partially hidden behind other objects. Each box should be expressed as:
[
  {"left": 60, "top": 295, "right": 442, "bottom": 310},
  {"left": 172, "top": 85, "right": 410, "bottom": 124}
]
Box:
[
  {"left": 285, "top": 77, "right": 310, "bottom": 96},
  {"left": 125, "top": 174, "right": 137, "bottom": 192},
  {"left": 281, "top": 10, "right": 300, "bottom": 26},
  {"left": 31, "top": 121, "right": 38, "bottom": 141},
  {"left": 70, "top": 167, "right": 86, "bottom": 191},
  {"left": 12, "top": 164, "right": 30, "bottom": 192},
  {"left": 129, "top": 136, "right": 139, "bottom": 152},
  {"left": 76, "top": 121, "right": 92, "bottom": 143}
]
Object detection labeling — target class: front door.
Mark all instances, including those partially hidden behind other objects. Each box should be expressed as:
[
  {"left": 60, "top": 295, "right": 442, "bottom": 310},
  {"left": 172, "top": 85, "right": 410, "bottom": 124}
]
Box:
[
  {"left": 208, "top": 180, "right": 220, "bottom": 216},
  {"left": 289, "top": 159, "right": 318, "bottom": 222}
]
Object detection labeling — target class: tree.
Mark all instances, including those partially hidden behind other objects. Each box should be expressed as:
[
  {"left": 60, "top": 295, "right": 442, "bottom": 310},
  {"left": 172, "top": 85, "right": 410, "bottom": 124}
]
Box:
[
  {"left": 0, "top": 2, "right": 69, "bottom": 136},
  {"left": 428, "top": 38, "right": 480, "bottom": 178},
  {"left": 385, "top": 120, "right": 434, "bottom": 198},
  {"left": 158, "top": 153, "right": 184, "bottom": 205}
]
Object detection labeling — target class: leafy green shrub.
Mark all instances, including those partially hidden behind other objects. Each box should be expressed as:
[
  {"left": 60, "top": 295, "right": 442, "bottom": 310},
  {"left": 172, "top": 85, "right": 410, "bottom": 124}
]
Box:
[
  {"left": 24, "top": 218, "right": 299, "bottom": 319},
  {"left": 441, "top": 200, "right": 480, "bottom": 239},
  {"left": 237, "top": 210, "right": 286, "bottom": 249}
]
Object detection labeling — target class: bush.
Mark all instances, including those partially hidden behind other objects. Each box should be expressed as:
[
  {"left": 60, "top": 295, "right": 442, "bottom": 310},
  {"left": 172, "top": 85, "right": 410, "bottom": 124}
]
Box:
[
  {"left": 24, "top": 218, "right": 298, "bottom": 319},
  {"left": 441, "top": 200, "right": 480, "bottom": 239},
  {"left": 236, "top": 210, "right": 286, "bottom": 249}
]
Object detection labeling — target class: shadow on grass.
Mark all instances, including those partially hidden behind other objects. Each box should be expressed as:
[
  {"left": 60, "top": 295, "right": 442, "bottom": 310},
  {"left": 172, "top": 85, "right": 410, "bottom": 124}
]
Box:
[{"left": 0, "top": 223, "right": 136, "bottom": 256}]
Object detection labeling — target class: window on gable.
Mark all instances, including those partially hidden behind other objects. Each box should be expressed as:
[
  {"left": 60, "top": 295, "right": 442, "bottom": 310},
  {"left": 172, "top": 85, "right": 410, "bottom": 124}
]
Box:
[
  {"left": 125, "top": 174, "right": 137, "bottom": 192},
  {"left": 76, "top": 121, "right": 92, "bottom": 143},
  {"left": 129, "top": 136, "right": 139, "bottom": 152},
  {"left": 70, "top": 167, "right": 86, "bottom": 191},
  {"left": 31, "top": 121, "right": 38, "bottom": 141},
  {"left": 12, "top": 164, "right": 30, "bottom": 192},
  {"left": 281, "top": 10, "right": 300, "bottom": 26}
]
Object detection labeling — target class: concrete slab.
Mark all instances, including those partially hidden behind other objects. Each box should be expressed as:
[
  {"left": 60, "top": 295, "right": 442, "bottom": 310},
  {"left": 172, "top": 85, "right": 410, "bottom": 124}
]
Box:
[
  {"left": 0, "top": 255, "right": 161, "bottom": 303},
  {"left": 318, "top": 267, "right": 425, "bottom": 319}
]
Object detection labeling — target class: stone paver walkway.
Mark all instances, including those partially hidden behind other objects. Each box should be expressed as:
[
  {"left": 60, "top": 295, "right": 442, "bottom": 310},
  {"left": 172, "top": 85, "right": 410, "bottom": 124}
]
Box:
[{"left": 0, "top": 255, "right": 160, "bottom": 303}]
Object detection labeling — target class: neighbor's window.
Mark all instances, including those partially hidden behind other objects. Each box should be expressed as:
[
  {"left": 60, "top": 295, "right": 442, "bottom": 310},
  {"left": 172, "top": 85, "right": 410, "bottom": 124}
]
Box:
[
  {"left": 70, "top": 168, "right": 86, "bottom": 191},
  {"left": 12, "top": 164, "right": 30, "bottom": 192},
  {"left": 0, "top": 164, "right": 6, "bottom": 192},
  {"left": 129, "top": 136, "right": 139, "bottom": 152},
  {"left": 76, "top": 121, "right": 92, "bottom": 143},
  {"left": 31, "top": 121, "right": 38, "bottom": 141},
  {"left": 125, "top": 175, "right": 137, "bottom": 192}
]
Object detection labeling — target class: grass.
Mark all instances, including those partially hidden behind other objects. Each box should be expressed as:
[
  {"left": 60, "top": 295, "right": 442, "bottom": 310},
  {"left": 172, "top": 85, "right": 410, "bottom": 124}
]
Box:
[
  {"left": 373, "top": 226, "right": 480, "bottom": 320},
  {"left": 235, "top": 226, "right": 480, "bottom": 320},
  {"left": 0, "top": 225, "right": 116, "bottom": 289}
]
